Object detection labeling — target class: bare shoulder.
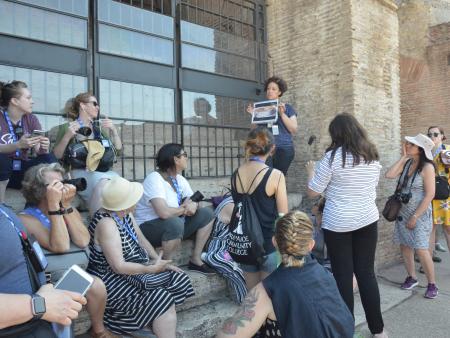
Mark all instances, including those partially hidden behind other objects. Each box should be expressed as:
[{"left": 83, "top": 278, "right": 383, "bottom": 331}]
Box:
[{"left": 422, "top": 162, "right": 435, "bottom": 175}]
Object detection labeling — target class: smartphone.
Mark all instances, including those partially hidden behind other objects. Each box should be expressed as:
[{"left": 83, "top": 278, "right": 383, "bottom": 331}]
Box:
[
  {"left": 54, "top": 265, "right": 94, "bottom": 296},
  {"left": 32, "top": 129, "right": 46, "bottom": 137}
]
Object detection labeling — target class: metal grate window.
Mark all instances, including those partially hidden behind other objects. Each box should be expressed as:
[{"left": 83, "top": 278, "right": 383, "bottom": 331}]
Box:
[{"left": 113, "top": 0, "right": 172, "bottom": 16}]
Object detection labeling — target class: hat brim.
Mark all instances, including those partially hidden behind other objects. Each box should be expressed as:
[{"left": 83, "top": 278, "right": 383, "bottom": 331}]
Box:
[
  {"left": 405, "top": 136, "right": 433, "bottom": 161},
  {"left": 101, "top": 182, "right": 144, "bottom": 211}
]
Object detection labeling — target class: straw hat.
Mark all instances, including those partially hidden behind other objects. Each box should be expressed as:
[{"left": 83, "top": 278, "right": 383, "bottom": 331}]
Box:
[
  {"left": 101, "top": 176, "right": 143, "bottom": 211},
  {"left": 405, "top": 133, "right": 434, "bottom": 160}
]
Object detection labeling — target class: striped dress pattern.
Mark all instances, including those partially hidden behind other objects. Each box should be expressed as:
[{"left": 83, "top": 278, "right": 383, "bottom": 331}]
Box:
[
  {"left": 87, "top": 211, "right": 194, "bottom": 335},
  {"left": 202, "top": 196, "right": 247, "bottom": 303}
]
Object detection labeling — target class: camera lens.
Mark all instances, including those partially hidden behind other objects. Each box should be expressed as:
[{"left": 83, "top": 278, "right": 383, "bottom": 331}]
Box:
[
  {"left": 62, "top": 178, "right": 87, "bottom": 192},
  {"left": 76, "top": 127, "right": 92, "bottom": 137},
  {"left": 397, "top": 216, "right": 403, "bottom": 222}
]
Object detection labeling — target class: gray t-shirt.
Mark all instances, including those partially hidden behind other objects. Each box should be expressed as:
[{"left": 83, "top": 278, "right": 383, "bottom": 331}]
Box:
[{"left": 0, "top": 204, "right": 43, "bottom": 295}]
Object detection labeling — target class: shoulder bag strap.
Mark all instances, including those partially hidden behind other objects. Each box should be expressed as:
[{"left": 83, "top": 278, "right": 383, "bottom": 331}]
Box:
[{"left": 396, "top": 159, "right": 412, "bottom": 193}]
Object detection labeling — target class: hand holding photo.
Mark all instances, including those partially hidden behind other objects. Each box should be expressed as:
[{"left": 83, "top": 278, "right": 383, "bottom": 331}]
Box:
[{"left": 251, "top": 99, "right": 279, "bottom": 124}]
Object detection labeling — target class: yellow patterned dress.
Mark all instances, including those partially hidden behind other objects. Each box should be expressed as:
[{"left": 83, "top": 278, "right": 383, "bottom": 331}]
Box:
[{"left": 432, "top": 144, "right": 450, "bottom": 226}]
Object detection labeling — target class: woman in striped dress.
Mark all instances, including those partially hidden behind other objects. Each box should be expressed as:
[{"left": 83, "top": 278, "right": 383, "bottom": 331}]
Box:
[{"left": 87, "top": 176, "right": 194, "bottom": 337}]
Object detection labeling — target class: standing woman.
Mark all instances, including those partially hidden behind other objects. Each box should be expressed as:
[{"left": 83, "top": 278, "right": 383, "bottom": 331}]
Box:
[
  {"left": 306, "top": 113, "right": 386, "bottom": 337},
  {"left": 0, "top": 81, "right": 55, "bottom": 203},
  {"left": 385, "top": 134, "right": 437, "bottom": 299},
  {"left": 247, "top": 76, "right": 298, "bottom": 175},
  {"left": 427, "top": 126, "right": 450, "bottom": 252},
  {"left": 232, "top": 126, "right": 288, "bottom": 289},
  {"left": 53, "top": 92, "right": 122, "bottom": 215}
]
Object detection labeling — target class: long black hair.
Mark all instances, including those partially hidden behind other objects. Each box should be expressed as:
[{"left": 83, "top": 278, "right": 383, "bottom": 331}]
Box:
[
  {"left": 416, "top": 147, "right": 434, "bottom": 173},
  {"left": 326, "top": 113, "right": 379, "bottom": 167}
]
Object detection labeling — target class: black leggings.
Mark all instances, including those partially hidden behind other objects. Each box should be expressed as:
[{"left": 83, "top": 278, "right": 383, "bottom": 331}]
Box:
[
  {"left": 266, "top": 146, "right": 295, "bottom": 176},
  {"left": 323, "top": 221, "right": 384, "bottom": 335}
]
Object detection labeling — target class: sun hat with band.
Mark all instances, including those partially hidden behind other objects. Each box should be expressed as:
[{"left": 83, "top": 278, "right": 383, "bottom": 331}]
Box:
[
  {"left": 101, "top": 176, "right": 144, "bottom": 211},
  {"left": 405, "top": 133, "right": 434, "bottom": 160}
]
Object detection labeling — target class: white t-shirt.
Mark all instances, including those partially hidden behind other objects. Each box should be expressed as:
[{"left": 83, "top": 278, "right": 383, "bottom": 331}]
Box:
[
  {"left": 308, "top": 148, "right": 381, "bottom": 232},
  {"left": 134, "top": 171, "right": 193, "bottom": 224}
]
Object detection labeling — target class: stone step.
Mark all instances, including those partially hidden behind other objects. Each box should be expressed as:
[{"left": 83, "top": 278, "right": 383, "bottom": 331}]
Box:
[
  {"left": 176, "top": 298, "right": 239, "bottom": 338},
  {"left": 74, "top": 267, "right": 232, "bottom": 336},
  {"left": 177, "top": 270, "right": 229, "bottom": 312}
]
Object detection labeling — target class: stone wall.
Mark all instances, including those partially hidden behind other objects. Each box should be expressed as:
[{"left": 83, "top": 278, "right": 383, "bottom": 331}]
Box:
[{"left": 266, "top": 0, "right": 401, "bottom": 267}]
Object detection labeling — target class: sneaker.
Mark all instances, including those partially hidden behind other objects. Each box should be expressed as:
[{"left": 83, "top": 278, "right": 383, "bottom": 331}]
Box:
[
  {"left": 424, "top": 283, "right": 438, "bottom": 299},
  {"left": 432, "top": 254, "right": 442, "bottom": 263},
  {"left": 435, "top": 242, "right": 448, "bottom": 252},
  {"left": 400, "top": 276, "right": 418, "bottom": 290},
  {"left": 188, "top": 261, "right": 216, "bottom": 275},
  {"left": 373, "top": 330, "right": 388, "bottom": 338}
]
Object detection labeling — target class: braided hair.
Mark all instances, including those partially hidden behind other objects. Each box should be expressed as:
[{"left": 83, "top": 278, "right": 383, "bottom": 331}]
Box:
[{"left": 274, "top": 211, "right": 314, "bottom": 268}]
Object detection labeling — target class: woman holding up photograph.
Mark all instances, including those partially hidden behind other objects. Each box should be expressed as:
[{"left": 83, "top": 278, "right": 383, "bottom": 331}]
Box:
[{"left": 247, "top": 76, "right": 298, "bottom": 175}]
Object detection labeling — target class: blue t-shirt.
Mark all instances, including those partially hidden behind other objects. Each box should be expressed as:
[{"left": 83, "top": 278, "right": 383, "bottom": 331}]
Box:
[
  {"left": 269, "top": 103, "right": 297, "bottom": 148},
  {"left": 0, "top": 204, "right": 45, "bottom": 295}
]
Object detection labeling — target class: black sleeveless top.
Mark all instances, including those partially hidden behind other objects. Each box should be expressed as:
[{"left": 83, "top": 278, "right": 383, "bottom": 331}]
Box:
[
  {"left": 262, "top": 255, "right": 355, "bottom": 338},
  {"left": 231, "top": 167, "right": 278, "bottom": 254}
]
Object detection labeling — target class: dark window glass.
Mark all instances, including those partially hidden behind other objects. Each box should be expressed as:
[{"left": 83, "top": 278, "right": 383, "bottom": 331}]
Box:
[{"left": 112, "top": 0, "right": 171, "bottom": 16}]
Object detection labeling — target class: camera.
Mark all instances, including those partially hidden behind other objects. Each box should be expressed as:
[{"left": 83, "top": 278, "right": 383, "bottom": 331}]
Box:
[
  {"left": 62, "top": 178, "right": 87, "bottom": 192},
  {"left": 190, "top": 191, "right": 205, "bottom": 203},
  {"left": 76, "top": 126, "right": 92, "bottom": 137},
  {"left": 396, "top": 192, "right": 412, "bottom": 204}
]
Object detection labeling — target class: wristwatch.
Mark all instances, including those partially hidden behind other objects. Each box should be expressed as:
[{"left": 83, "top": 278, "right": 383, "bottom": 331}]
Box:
[
  {"left": 31, "top": 294, "right": 46, "bottom": 320},
  {"left": 48, "top": 207, "right": 73, "bottom": 215}
]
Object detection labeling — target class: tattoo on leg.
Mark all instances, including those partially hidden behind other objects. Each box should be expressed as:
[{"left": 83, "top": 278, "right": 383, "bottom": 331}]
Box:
[{"left": 221, "top": 288, "right": 259, "bottom": 335}]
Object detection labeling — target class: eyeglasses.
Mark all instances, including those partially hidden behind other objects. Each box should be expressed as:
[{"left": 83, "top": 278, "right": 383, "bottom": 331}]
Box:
[
  {"left": 427, "top": 132, "right": 440, "bottom": 138},
  {"left": 177, "top": 152, "right": 188, "bottom": 158}
]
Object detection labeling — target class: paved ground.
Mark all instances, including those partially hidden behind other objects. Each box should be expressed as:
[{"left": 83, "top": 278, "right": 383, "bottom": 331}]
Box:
[{"left": 354, "top": 247, "right": 450, "bottom": 338}]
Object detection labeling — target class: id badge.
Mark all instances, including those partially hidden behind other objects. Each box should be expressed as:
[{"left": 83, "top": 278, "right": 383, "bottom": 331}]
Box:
[
  {"left": 12, "top": 160, "right": 22, "bottom": 171},
  {"left": 272, "top": 125, "right": 279, "bottom": 136},
  {"left": 102, "top": 139, "right": 111, "bottom": 148}
]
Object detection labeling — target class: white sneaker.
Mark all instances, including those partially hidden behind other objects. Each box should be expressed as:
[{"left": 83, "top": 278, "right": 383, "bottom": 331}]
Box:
[
  {"left": 373, "top": 330, "right": 388, "bottom": 338},
  {"left": 435, "top": 242, "right": 448, "bottom": 252}
]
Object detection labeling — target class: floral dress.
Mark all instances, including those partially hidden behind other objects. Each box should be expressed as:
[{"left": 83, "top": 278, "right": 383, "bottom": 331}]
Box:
[{"left": 432, "top": 144, "right": 450, "bottom": 226}]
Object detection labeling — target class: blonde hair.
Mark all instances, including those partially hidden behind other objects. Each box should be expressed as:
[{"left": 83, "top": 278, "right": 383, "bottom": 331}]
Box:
[
  {"left": 275, "top": 211, "right": 314, "bottom": 268},
  {"left": 64, "top": 92, "right": 93, "bottom": 120}
]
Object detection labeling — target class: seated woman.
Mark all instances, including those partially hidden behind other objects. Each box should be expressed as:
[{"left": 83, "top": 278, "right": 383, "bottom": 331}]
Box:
[
  {"left": 216, "top": 211, "right": 354, "bottom": 338},
  {"left": 134, "top": 143, "right": 215, "bottom": 274},
  {"left": 0, "top": 81, "right": 55, "bottom": 203},
  {"left": 52, "top": 92, "right": 122, "bottom": 216},
  {"left": 87, "top": 176, "right": 194, "bottom": 337},
  {"left": 19, "top": 163, "right": 117, "bottom": 338}
]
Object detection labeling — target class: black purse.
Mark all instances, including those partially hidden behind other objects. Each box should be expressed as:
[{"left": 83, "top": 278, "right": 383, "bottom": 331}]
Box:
[
  {"left": 382, "top": 160, "right": 416, "bottom": 222},
  {"left": 434, "top": 176, "right": 450, "bottom": 200}
]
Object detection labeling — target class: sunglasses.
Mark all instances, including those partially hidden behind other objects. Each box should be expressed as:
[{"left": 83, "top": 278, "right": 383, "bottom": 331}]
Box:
[
  {"left": 427, "top": 132, "right": 440, "bottom": 138},
  {"left": 88, "top": 101, "right": 99, "bottom": 107}
]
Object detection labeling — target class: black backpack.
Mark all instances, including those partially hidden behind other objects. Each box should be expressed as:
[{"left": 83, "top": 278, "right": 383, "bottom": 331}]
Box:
[{"left": 227, "top": 167, "right": 268, "bottom": 265}]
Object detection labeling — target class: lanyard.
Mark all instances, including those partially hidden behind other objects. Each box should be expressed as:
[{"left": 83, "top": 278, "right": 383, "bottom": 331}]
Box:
[
  {"left": 3, "top": 111, "right": 22, "bottom": 158},
  {"left": 433, "top": 144, "right": 445, "bottom": 158},
  {"left": 111, "top": 212, "right": 138, "bottom": 243},
  {"left": 249, "top": 156, "right": 266, "bottom": 164},
  {"left": 22, "top": 207, "right": 51, "bottom": 229},
  {"left": 169, "top": 176, "right": 183, "bottom": 206},
  {"left": 0, "top": 207, "right": 27, "bottom": 240}
]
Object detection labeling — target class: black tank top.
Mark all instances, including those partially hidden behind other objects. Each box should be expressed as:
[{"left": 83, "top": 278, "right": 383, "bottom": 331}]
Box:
[{"left": 231, "top": 167, "right": 278, "bottom": 254}]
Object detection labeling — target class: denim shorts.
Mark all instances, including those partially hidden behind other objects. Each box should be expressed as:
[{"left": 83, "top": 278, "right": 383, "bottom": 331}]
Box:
[{"left": 240, "top": 251, "right": 279, "bottom": 273}]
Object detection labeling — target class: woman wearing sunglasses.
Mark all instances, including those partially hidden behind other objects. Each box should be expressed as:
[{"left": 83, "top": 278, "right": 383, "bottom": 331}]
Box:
[
  {"left": 385, "top": 134, "right": 438, "bottom": 299},
  {"left": 427, "top": 126, "right": 450, "bottom": 254},
  {"left": 53, "top": 92, "right": 122, "bottom": 215}
]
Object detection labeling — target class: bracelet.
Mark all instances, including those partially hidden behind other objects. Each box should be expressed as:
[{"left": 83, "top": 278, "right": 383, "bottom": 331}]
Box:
[{"left": 48, "top": 207, "right": 73, "bottom": 215}]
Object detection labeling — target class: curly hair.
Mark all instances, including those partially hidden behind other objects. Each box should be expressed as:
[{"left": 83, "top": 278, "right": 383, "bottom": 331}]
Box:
[
  {"left": 0, "top": 81, "right": 28, "bottom": 108},
  {"left": 22, "top": 163, "right": 66, "bottom": 205},
  {"left": 264, "top": 76, "right": 287, "bottom": 97},
  {"left": 64, "top": 92, "right": 93, "bottom": 120},
  {"left": 245, "top": 126, "right": 274, "bottom": 158},
  {"left": 274, "top": 211, "right": 314, "bottom": 268}
]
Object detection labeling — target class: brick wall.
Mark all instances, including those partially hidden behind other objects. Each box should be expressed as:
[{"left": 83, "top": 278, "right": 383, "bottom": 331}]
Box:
[
  {"left": 266, "top": 0, "right": 401, "bottom": 267},
  {"left": 400, "top": 22, "right": 450, "bottom": 139}
]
